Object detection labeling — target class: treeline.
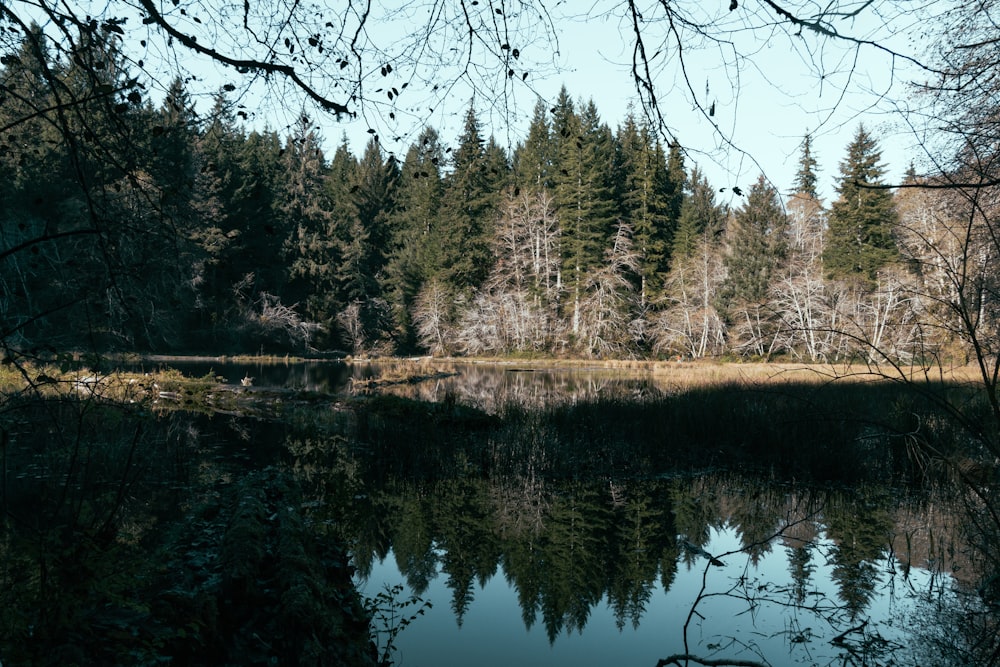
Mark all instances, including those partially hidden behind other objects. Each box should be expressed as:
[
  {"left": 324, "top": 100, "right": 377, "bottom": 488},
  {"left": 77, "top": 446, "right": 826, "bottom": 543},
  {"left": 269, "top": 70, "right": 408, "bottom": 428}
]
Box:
[{"left": 1, "top": 23, "right": 980, "bottom": 360}]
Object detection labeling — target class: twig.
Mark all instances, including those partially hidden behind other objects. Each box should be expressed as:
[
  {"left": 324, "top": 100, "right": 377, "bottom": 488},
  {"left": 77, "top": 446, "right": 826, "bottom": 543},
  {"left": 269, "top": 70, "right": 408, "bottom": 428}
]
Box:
[
  {"left": 830, "top": 619, "right": 868, "bottom": 645},
  {"left": 655, "top": 655, "right": 768, "bottom": 667}
]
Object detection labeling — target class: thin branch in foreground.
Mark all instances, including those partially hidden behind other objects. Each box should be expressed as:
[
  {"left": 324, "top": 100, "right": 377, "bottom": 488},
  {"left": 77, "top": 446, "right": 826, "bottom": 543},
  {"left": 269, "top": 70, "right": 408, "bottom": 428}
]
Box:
[{"left": 655, "top": 655, "right": 767, "bottom": 667}]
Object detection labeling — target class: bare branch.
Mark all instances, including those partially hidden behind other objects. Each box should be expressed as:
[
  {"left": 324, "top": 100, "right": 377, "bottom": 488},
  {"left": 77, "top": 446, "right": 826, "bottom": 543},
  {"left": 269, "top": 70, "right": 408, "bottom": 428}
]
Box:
[{"left": 134, "top": 0, "right": 352, "bottom": 116}]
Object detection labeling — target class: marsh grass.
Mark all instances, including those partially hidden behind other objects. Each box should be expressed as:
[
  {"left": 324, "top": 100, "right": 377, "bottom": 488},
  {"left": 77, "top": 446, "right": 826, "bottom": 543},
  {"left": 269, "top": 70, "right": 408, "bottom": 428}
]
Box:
[{"left": 325, "top": 373, "right": 981, "bottom": 488}]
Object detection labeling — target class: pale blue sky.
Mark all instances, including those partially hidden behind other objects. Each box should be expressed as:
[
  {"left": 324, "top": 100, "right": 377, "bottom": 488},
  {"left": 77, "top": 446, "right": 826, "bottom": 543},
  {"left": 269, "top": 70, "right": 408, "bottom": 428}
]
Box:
[
  {"left": 105, "top": 0, "right": 933, "bottom": 203},
  {"left": 311, "top": 2, "right": 930, "bottom": 204}
]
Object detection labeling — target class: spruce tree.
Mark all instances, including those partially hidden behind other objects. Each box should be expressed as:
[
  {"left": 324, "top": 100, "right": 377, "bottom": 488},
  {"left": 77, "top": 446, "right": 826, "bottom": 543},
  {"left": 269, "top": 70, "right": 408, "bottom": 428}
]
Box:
[
  {"left": 787, "top": 134, "right": 825, "bottom": 259},
  {"left": 665, "top": 142, "right": 687, "bottom": 228},
  {"left": 792, "top": 134, "right": 819, "bottom": 199},
  {"left": 614, "top": 113, "right": 672, "bottom": 304},
  {"left": 513, "top": 98, "right": 553, "bottom": 191},
  {"left": 188, "top": 91, "right": 243, "bottom": 339},
  {"left": 823, "top": 124, "right": 899, "bottom": 286},
  {"left": 279, "top": 115, "right": 334, "bottom": 322},
  {"left": 720, "top": 174, "right": 787, "bottom": 308},
  {"left": 553, "top": 96, "right": 617, "bottom": 335},
  {"left": 439, "top": 104, "right": 500, "bottom": 292},
  {"left": 229, "top": 128, "right": 285, "bottom": 295},
  {"left": 672, "top": 167, "right": 725, "bottom": 260},
  {"left": 336, "top": 137, "right": 396, "bottom": 305},
  {"left": 383, "top": 127, "right": 445, "bottom": 349}
]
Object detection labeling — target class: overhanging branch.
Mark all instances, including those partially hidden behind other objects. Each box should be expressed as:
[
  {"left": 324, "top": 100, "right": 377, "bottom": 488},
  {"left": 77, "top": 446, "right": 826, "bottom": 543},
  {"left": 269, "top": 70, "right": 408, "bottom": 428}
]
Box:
[{"left": 134, "top": 0, "right": 353, "bottom": 117}]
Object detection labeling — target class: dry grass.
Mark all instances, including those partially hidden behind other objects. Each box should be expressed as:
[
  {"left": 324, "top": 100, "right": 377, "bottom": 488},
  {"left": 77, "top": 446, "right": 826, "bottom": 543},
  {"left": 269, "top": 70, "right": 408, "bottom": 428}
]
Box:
[{"left": 362, "top": 356, "right": 985, "bottom": 389}]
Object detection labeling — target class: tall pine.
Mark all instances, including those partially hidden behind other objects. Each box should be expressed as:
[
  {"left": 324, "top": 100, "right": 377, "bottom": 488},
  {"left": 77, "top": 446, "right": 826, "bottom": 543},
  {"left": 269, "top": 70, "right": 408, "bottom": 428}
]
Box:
[
  {"left": 553, "top": 95, "right": 617, "bottom": 335},
  {"left": 438, "top": 104, "right": 500, "bottom": 292},
  {"left": 383, "top": 127, "right": 445, "bottom": 350},
  {"left": 823, "top": 124, "right": 899, "bottom": 286},
  {"left": 720, "top": 175, "right": 788, "bottom": 308},
  {"left": 672, "top": 167, "right": 725, "bottom": 260},
  {"left": 614, "top": 113, "right": 676, "bottom": 304}
]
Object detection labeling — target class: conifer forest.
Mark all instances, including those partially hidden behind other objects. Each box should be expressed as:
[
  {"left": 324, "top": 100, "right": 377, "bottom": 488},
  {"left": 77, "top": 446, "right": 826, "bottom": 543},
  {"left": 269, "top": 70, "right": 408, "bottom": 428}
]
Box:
[
  {"left": 0, "top": 25, "right": 957, "bottom": 363},
  {"left": 6, "top": 2, "right": 1000, "bottom": 666}
]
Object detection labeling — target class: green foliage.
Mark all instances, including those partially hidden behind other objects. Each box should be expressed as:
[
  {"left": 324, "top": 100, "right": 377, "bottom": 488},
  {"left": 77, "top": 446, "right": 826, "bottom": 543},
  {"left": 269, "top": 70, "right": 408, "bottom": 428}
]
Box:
[
  {"left": 671, "top": 167, "right": 726, "bottom": 260},
  {"left": 719, "top": 174, "right": 788, "bottom": 310},
  {"left": 553, "top": 96, "right": 618, "bottom": 306},
  {"left": 823, "top": 124, "right": 901, "bottom": 286},
  {"left": 436, "top": 104, "right": 504, "bottom": 293},
  {"left": 792, "top": 134, "right": 820, "bottom": 199},
  {"left": 614, "top": 113, "right": 678, "bottom": 303},
  {"left": 365, "top": 584, "right": 432, "bottom": 666}
]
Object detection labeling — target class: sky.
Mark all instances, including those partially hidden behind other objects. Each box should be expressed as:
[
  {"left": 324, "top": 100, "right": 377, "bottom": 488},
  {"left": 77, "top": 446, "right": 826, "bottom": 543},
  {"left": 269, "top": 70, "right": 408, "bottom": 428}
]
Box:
[
  {"left": 29, "top": 0, "right": 937, "bottom": 205},
  {"left": 297, "top": 1, "right": 935, "bottom": 205}
]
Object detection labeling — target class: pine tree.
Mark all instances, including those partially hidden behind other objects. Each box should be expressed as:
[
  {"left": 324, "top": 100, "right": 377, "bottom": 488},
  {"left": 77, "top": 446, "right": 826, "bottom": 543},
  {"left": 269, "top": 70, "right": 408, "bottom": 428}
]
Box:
[
  {"left": 665, "top": 142, "right": 686, "bottom": 229},
  {"left": 188, "top": 90, "right": 242, "bottom": 340},
  {"left": 792, "top": 134, "right": 819, "bottom": 199},
  {"left": 229, "top": 128, "right": 285, "bottom": 296},
  {"left": 823, "top": 124, "right": 900, "bottom": 286},
  {"left": 279, "top": 114, "right": 335, "bottom": 323},
  {"left": 150, "top": 77, "right": 200, "bottom": 223},
  {"left": 721, "top": 174, "right": 787, "bottom": 308},
  {"left": 614, "top": 114, "right": 676, "bottom": 305},
  {"left": 336, "top": 137, "right": 396, "bottom": 304},
  {"left": 438, "top": 104, "right": 500, "bottom": 292},
  {"left": 513, "top": 98, "right": 553, "bottom": 191},
  {"left": 553, "top": 96, "right": 617, "bottom": 336},
  {"left": 672, "top": 167, "right": 725, "bottom": 260},
  {"left": 383, "top": 127, "right": 445, "bottom": 349},
  {"left": 787, "top": 133, "right": 825, "bottom": 259}
]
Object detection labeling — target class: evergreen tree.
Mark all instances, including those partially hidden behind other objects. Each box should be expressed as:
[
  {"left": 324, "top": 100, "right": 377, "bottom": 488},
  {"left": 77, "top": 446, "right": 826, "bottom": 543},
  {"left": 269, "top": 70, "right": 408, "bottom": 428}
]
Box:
[
  {"left": 330, "top": 137, "right": 398, "bottom": 352},
  {"left": 664, "top": 142, "right": 687, "bottom": 230},
  {"left": 513, "top": 98, "right": 552, "bottom": 191},
  {"left": 228, "top": 128, "right": 285, "bottom": 298},
  {"left": 189, "top": 91, "right": 249, "bottom": 341},
  {"left": 149, "top": 77, "right": 200, "bottom": 225},
  {"left": 438, "top": 104, "right": 501, "bottom": 292},
  {"left": 786, "top": 133, "right": 825, "bottom": 259},
  {"left": 720, "top": 174, "right": 788, "bottom": 308},
  {"left": 671, "top": 167, "right": 725, "bottom": 259},
  {"left": 792, "top": 134, "right": 819, "bottom": 199},
  {"left": 615, "top": 113, "right": 673, "bottom": 304},
  {"left": 279, "top": 114, "right": 335, "bottom": 325},
  {"left": 383, "top": 127, "right": 445, "bottom": 350},
  {"left": 338, "top": 137, "right": 396, "bottom": 303},
  {"left": 553, "top": 95, "right": 617, "bottom": 336},
  {"left": 0, "top": 25, "right": 72, "bottom": 346},
  {"left": 823, "top": 124, "right": 900, "bottom": 286}
]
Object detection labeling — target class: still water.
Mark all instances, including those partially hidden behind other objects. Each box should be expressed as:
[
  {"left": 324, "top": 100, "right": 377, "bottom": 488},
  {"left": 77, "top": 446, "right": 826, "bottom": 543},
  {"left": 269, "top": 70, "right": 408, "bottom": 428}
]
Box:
[
  {"left": 154, "top": 359, "right": 977, "bottom": 666},
  {"left": 350, "top": 476, "right": 959, "bottom": 667}
]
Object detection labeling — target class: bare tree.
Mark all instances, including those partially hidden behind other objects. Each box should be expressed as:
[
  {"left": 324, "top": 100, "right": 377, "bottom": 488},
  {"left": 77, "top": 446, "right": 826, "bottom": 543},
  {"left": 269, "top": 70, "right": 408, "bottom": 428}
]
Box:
[
  {"left": 454, "top": 189, "right": 564, "bottom": 354},
  {"left": 578, "top": 220, "right": 641, "bottom": 357},
  {"left": 651, "top": 238, "right": 726, "bottom": 359},
  {"left": 413, "top": 278, "right": 457, "bottom": 356}
]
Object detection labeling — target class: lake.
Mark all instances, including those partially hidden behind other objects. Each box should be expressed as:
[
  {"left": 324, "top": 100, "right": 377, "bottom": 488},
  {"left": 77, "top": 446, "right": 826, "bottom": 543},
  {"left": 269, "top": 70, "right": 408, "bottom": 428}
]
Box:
[
  {"left": 1, "top": 358, "right": 987, "bottom": 666},
  {"left": 171, "top": 359, "right": 978, "bottom": 666}
]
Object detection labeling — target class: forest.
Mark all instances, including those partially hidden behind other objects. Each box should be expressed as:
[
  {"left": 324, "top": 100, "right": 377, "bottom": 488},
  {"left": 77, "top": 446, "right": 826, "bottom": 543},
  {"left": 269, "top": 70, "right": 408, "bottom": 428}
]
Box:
[
  {"left": 2, "top": 21, "right": 967, "bottom": 364},
  {"left": 5, "top": 4, "right": 1000, "bottom": 665}
]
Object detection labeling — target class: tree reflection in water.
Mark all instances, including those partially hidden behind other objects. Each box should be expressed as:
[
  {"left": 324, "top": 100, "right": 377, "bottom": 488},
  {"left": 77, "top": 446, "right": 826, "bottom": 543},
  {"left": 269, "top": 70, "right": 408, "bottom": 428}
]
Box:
[
  {"left": 351, "top": 472, "right": 963, "bottom": 666},
  {"left": 299, "top": 372, "right": 973, "bottom": 665}
]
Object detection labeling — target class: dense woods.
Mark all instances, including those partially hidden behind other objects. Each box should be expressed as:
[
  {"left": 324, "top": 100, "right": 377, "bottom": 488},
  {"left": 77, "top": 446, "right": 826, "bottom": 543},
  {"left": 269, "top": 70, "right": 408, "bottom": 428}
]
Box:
[
  {"left": 5, "top": 3, "right": 1000, "bottom": 665},
  {"left": 3, "top": 23, "right": 973, "bottom": 364}
]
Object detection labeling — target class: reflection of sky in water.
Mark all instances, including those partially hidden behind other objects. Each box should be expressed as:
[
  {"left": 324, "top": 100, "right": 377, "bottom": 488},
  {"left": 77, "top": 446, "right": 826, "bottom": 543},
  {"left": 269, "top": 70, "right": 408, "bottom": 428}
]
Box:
[{"left": 358, "top": 526, "right": 949, "bottom": 667}]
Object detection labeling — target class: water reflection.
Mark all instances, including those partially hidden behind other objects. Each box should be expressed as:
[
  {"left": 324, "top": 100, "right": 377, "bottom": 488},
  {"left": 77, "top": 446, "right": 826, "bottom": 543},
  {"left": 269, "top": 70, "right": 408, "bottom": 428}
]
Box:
[
  {"left": 347, "top": 471, "right": 962, "bottom": 667},
  {"left": 332, "top": 448, "right": 966, "bottom": 665},
  {"left": 145, "top": 358, "right": 664, "bottom": 409}
]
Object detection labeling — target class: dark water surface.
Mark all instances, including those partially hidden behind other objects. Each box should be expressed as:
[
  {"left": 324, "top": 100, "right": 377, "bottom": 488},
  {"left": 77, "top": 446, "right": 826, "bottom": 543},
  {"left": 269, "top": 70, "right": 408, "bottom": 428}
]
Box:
[
  {"left": 160, "top": 359, "right": 965, "bottom": 667},
  {"left": 4, "top": 358, "right": 985, "bottom": 666}
]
